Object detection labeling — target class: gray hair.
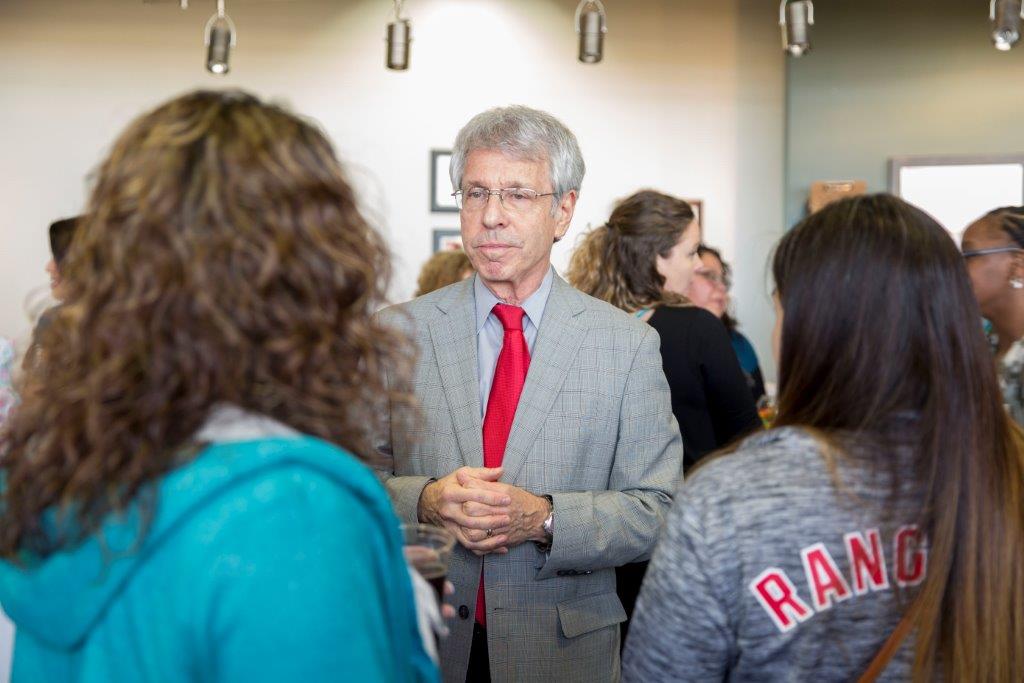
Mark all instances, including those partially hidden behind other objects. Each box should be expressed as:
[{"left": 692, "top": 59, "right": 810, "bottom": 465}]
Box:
[{"left": 449, "top": 105, "right": 585, "bottom": 203}]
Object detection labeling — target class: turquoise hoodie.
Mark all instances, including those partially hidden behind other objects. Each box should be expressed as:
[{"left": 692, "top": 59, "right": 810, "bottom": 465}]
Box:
[{"left": 0, "top": 431, "right": 438, "bottom": 682}]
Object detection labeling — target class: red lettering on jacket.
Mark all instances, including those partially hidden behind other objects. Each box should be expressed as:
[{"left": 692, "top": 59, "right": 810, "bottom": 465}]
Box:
[
  {"left": 800, "top": 542, "right": 852, "bottom": 611},
  {"left": 844, "top": 529, "right": 890, "bottom": 595},
  {"left": 749, "top": 568, "right": 813, "bottom": 633},
  {"left": 894, "top": 525, "right": 927, "bottom": 586}
]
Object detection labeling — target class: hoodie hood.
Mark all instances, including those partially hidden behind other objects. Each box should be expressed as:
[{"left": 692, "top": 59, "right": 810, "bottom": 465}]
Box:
[{"left": 0, "top": 406, "right": 338, "bottom": 650}]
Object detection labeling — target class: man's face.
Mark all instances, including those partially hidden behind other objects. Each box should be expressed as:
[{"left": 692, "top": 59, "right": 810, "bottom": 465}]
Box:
[{"left": 459, "top": 149, "right": 575, "bottom": 292}]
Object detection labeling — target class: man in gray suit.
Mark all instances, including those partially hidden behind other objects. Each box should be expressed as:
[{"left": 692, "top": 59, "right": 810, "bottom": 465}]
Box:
[{"left": 376, "top": 105, "right": 683, "bottom": 682}]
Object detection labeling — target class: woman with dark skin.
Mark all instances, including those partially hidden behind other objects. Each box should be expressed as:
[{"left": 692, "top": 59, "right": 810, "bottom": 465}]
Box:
[{"left": 962, "top": 207, "right": 1024, "bottom": 424}]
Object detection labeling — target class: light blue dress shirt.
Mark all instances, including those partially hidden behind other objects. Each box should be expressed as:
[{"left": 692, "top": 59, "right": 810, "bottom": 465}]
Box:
[{"left": 474, "top": 267, "right": 554, "bottom": 417}]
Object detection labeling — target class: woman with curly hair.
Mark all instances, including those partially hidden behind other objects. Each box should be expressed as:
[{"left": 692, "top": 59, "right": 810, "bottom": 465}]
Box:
[
  {"left": 414, "top": 249, "right": 473, "bottom": 297},
  {"left": 568, "top": 190, "right": 761, "bottom": 470},
  {"left": 0, "top": 91, "right": 437, "bottom": 682}
]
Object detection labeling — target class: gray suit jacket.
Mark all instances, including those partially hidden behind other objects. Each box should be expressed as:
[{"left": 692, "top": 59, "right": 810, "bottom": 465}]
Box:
[{"left": 375, "top": 273, "right": 683, "bottom": 683}]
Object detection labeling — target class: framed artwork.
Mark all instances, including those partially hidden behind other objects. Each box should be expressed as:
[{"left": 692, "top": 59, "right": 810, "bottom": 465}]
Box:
[
  {"left": 431, "top": 150, "right": 459, "bottom": 213},
  {"left": 889, "top": 154, "right": 1024, "bottom": 242},
  {"left": 432, "top": 228, "right": 462, "bottom": 253},
  {"left": 686, "top": 199, "right": 703, "bottom": 228}
]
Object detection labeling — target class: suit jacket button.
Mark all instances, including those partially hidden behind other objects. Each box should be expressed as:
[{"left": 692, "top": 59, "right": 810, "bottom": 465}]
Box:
[{"left": 458, "top": 605, "right": 470, "bottom": 619}]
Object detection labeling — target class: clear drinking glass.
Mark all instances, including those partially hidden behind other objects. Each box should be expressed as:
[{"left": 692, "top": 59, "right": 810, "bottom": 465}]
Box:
[{"left": 400, "top": 523, "right": 455, "bottom": 603}]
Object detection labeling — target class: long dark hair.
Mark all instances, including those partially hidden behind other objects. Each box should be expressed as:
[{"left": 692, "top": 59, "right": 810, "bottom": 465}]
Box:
[
  {"left": 567, "top": 189, "right": 695, "bottom": 310},
  {"left": 772, "top": 193, "right": 1024, "bottom": 680},
  {"left": 1, "top": 90, "right": 414, "bottom": 558}
]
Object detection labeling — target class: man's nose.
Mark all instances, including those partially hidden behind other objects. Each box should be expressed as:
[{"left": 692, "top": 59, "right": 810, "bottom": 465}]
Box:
[{"left": 481, "top": 192, "right": 507, "bottom": 229}]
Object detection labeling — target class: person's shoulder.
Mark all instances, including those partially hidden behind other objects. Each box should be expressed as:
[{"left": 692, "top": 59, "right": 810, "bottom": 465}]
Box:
[
  {"left": 562, "top": 281, "right": 652, "bottom": 335},
  {"left": 730, "top": 328, "right": 753, "bottom": 346},
  {"left": 168, "top": 437, "right": 395, "bottom": 537},
  {"left": 377, "top": 278, "right": 472, "bottom": 330},
  {"left": 684, "top": 426, "right": 826, "bottom": 498},
  {"left": 654, "top": 304, "right": 722, "bottom": 327},
  {"left": 649, "top": 305, "right": 728, "bottom": 343}
]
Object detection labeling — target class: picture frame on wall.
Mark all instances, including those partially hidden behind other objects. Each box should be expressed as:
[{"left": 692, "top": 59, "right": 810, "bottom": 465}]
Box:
[
  {"left": 431, "top": 150, "right": 459, "bottom": 213},
  {"left": 432, "top": 228, "right": 462, "bottom": 253}
]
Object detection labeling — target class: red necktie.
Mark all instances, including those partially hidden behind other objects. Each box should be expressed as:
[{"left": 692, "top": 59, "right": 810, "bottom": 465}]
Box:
[{"left": 476, "top": 304, "right": 531, "bottom": 625}]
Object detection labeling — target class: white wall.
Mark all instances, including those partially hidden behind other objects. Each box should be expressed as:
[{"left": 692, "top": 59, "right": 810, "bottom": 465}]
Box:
[{"left": 0, "top": 0, "right": 785, "bottom": 374}]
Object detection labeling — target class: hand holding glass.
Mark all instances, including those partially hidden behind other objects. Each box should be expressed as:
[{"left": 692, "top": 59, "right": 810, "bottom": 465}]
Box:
[{"left": 400, "top": 523, "right": 455, "bottom": 603}]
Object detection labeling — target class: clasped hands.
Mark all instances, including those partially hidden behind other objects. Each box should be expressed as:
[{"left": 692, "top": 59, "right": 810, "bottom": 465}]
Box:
[{"left": 417, "top": 466, "right": 550, "bottom": 556}]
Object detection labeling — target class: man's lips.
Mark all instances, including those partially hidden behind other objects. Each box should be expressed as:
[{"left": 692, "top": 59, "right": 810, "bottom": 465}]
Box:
[{"left": 477, "top": 243, "right": 518, "bottom": 253}]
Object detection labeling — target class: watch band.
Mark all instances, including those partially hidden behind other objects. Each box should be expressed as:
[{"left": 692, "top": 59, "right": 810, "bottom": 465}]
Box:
[{"left": 541, "top": 494, "right": 554, "bottom": 540}]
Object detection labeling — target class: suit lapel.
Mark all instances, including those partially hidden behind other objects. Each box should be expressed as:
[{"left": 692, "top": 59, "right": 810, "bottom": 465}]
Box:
[
  {"left": 428, "top": 280, "right": 484, "bottom": 468},
  {"left": 499, "top": 275, "right": 587, "bottom": 484}
]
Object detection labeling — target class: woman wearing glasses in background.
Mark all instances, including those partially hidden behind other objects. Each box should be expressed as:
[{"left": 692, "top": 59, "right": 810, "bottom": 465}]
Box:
[
  {"left": 685, "top": 245, "right": 767, "bottom": 403},
  {"left": 962, "top": 206, "right": 1024, "bottom": 424}
]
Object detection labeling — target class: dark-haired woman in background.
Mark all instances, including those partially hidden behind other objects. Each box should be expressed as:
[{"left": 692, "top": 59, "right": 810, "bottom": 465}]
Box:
[
  {"left": 568, "top": 189, "right": 761, "bottom": 641},
  {"left": 962, "top": 206, "right": 1024, "bottom": 424},
  {"left": 686, "top": 245, "right": 766, "bottom": 402},
  {"left": 623, "top": 194, "right": 1024, "bottom": 681},
  {"left": 0, "top": 91, "right": 437, "bottom": 682}
]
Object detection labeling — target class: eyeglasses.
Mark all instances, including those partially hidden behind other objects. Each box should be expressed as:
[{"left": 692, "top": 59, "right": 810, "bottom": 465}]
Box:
[
  {"left": 696, "top": 270, "right": 731, "bottom": 291},
  {"left": 452, "top": 187, "right": 556, "bottom": 213},
  {"left": 962, "top": 246, "right": 1024, "bottom": 259}
]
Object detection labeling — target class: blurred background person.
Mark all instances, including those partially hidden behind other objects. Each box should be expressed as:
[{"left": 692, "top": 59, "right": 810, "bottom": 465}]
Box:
[
  {"left": 568, "top": 189, "right": 761, "bottom": 642},
  {"left": 45, "top": 216, "right": 78, "bottom": 302},
  {"left": 962, "top": 206, "right": 1024, "bottom": 425},
  {"left": 0, "top": 337, "right": 14, "bottom": 426},
  {"left": 624, "top": 194, "right": 1024, "bottom": 682},
  {"left": 568, "top": 190, "right": 761, "bottom": 469},
  {"left": 414, "top": 248, "right": 473, "bottom": 297},
  {"left": 0, "top": 90, "right": 437, "bottom": 683},
  {"left": 685, "top": 245, "right": 766, "bottom": 403}
]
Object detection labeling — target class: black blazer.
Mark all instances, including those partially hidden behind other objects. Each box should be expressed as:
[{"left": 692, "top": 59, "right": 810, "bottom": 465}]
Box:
[{"left": 647, "top": 305, "right": 762, "bottom": 470}]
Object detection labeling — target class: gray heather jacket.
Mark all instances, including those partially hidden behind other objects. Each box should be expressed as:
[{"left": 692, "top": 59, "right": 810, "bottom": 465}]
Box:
[{"left": 622, "top": 427, "right": 926, "bottom": 682}]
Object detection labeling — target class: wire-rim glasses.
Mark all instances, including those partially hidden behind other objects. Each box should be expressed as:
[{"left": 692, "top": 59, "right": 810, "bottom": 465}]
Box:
[
  {"left": 452, "top": 187, "right": 556, "bottom": 212},
  {"left": 962, "top": 246, "right": 1024, "bottom": 259}
]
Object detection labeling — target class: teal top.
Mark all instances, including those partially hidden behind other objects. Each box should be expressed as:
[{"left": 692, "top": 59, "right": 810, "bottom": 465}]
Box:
[{"left": 0, "top": 433, "right": 439, "bottom": 683}]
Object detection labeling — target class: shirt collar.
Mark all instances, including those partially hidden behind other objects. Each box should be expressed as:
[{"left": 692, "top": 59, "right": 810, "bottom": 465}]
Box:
[{"left": 473, "top": 266, "right": 554, "bottom": 334}]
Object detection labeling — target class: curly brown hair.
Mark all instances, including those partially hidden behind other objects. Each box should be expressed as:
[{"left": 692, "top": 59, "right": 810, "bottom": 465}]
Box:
[
  {"left": 415, "top": 249, "right": 473, "bottom": 297},
  {"left": 567, "top": 189, "right": 695, "bottom": 311},
  {"left": 0, "top": 90, "right": 414, "bottom": 558}
]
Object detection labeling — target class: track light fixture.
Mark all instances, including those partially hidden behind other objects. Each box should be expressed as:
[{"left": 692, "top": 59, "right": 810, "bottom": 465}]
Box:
[
  {"left": 991, "top": 0, "right": 1024, "bottom": 51},
  {"left": 386, "top": 0, "right": 411, "bottom": 71},
  {"left": 204, "top": 0, "right": 236, "bottom": 75},
  {"left": 780, "top": 0, "right": 813, "bottom": 57},
  {"left": 575, "top": 0, "right": 607, "bottom": 64}
]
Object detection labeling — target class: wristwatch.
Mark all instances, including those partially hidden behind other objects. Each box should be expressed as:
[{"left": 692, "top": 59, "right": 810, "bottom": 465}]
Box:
[{"left": 540, "top": 495, "right": 554, "bottom": 544}]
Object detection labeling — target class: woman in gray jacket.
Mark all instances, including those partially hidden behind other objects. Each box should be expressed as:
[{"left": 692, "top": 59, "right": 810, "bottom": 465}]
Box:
[{"left": 623, "top": 194, "right": 1024, "bottom": 682}]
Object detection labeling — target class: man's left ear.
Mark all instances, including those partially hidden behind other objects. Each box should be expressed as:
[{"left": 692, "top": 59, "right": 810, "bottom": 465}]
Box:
[{"left": 553, "top": 190, "right": 578, "bottom": 242}]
